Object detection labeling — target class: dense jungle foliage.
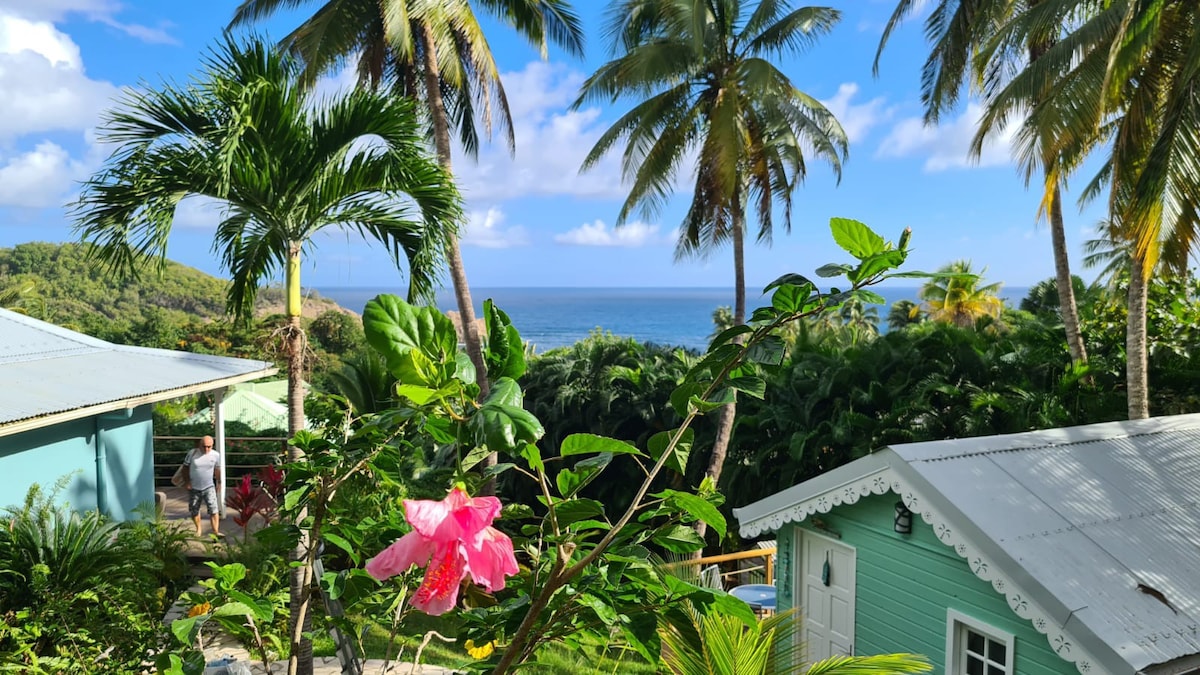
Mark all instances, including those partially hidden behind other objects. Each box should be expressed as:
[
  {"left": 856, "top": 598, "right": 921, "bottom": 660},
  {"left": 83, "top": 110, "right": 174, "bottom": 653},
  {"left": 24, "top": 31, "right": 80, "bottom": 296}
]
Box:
[{"left": 6, "top": 241, "right": 1200, "bottom": 540}]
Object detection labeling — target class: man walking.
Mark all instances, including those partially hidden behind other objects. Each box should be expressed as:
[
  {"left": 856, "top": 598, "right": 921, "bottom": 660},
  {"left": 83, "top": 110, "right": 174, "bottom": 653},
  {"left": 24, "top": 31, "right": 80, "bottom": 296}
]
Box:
[{"left": 184, "top": 435, "right": 222, "bottom": 538}]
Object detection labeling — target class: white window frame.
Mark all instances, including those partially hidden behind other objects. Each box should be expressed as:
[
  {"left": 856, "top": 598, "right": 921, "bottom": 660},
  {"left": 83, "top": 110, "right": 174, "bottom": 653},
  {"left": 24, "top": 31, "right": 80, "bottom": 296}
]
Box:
[{"left": 946, "top": 609, "right": 1015, "bottom": 675}]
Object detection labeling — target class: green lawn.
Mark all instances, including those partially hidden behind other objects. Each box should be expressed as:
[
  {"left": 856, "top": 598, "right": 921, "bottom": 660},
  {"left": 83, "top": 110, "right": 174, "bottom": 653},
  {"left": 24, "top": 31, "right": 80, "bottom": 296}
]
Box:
[{"left": 313, "top": 614, "right": 658, "bottom": 673}]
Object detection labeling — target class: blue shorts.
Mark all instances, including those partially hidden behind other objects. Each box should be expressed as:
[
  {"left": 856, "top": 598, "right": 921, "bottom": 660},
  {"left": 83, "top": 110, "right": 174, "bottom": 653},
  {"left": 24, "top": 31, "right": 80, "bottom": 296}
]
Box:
[{"left": 188, "top": 486, "right": 219, "bottom": 516}]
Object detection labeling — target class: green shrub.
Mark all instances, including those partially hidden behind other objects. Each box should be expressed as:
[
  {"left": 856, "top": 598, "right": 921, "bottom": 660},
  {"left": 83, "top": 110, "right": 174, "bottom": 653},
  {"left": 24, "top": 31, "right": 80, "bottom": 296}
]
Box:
[{"left": 0, "top": 484, "right": 185, "bottom": 673}]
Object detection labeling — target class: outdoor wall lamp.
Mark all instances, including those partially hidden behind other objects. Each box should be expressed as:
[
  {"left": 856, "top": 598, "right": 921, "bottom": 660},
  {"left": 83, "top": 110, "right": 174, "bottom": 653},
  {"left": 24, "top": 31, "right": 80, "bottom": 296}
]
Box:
[{"left": 894, "top": 501, "right": 913, "bottom": 534}]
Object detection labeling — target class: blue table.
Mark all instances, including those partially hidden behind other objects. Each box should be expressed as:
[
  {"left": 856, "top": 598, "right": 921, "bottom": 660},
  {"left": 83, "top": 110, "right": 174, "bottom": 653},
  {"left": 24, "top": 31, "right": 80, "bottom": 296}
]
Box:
[{"left": 729, "top": 583, "right": 777, "bottom": 613}]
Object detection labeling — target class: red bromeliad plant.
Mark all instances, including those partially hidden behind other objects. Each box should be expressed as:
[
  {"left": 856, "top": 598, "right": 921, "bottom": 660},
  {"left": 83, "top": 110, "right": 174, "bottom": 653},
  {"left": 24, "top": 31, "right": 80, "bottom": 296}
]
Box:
[{"left": 226, "top": 474, "right": 262, "bottom": 539}]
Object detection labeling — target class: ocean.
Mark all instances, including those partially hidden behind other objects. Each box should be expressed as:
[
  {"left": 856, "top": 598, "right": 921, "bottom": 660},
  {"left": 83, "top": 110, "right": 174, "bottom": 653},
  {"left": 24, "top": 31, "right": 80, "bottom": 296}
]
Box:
[{"left": 315, "top": 286, "right": 1030, "bottom": 352}]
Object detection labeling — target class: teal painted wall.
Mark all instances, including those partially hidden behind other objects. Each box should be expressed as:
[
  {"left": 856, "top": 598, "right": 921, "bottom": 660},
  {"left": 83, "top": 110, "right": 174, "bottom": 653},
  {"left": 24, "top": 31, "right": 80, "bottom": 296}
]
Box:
[
  {"left": 0, "top": 405, "right": 155, "bottom": 521},
  {"left": 779, "top": 493, "right": 1072, "bottom": 673}
]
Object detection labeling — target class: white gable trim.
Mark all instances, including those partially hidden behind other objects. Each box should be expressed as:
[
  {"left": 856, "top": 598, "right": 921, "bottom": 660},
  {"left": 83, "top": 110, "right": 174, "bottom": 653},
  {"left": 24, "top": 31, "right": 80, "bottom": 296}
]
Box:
[{"left": 739, "top": 466, "right": 1104, "bottom": 675}]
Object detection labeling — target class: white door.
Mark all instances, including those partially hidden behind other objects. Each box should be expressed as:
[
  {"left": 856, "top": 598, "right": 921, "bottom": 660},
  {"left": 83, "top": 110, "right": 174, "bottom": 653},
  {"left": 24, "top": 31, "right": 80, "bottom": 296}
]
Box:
[{"left": 797, "top": 530, "right": 856, "bottom": 662}]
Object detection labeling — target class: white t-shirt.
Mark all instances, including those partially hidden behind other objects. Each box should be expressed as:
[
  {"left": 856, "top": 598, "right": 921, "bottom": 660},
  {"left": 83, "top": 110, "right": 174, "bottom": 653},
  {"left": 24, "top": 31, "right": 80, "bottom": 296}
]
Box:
[{"left": 187, "top": 449, "right": 221, "bottom": 491}]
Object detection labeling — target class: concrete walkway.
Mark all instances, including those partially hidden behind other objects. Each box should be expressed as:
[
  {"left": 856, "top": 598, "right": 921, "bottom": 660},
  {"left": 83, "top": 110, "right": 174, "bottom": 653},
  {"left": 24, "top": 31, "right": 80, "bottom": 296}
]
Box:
[{"left": 158, "top": 486, "right": 266, "bottom": 559}]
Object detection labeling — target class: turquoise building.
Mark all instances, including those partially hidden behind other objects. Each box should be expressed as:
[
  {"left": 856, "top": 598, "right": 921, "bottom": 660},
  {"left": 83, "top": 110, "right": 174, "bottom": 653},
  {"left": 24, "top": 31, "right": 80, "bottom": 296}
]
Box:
[
  {"left": 0, "top": 309, "right": 276, "bottom": 520},
  {"left": 734, "top": 415, "right": 1200, "bottom": 675}
]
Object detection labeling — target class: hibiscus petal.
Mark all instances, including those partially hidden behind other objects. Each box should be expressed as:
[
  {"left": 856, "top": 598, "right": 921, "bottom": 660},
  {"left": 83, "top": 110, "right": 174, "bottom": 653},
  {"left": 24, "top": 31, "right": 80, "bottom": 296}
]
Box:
[
  {"left": 365, "top": 531, "right": 435, "bottom": 581},
  {"left": 403, "top": 495, "right": 455, "bottom": 539},
  {"left": 410, "top": 488, "right": 502, "bottom": 542},
  {"left": 412, "top": 543, "right": 468, "bottom": 616},
  {"left": 449, "top": 492, "right": 502, "bottom": 539},
  {"left": 463, "top": 527, "right": 519, "bottom": 592}
]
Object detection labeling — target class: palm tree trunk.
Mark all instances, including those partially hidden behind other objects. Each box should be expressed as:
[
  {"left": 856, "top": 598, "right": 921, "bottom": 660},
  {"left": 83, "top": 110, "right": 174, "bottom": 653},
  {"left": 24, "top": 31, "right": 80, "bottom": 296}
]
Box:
[
  {"left": 419, "top": 25, "right": 489, "bottom": 400},
  {"left": 1048, "top": 181, "right": 1089, "bottom": 365},
  {"left": 1126, "top": 253, "right": 1149, "bottom": 419},
  {"left": 696, "top": 205, "right": 747, "bottom": 541},
  {"left": 1027, "top": 12, "right": 1088, "bottom": 368},
  {"left": 283, "top": 245, "right": 313, "bottom": 675}
]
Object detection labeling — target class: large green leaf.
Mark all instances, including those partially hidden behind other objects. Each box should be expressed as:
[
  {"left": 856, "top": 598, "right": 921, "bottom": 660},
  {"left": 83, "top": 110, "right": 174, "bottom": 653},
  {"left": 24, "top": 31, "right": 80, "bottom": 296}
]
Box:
[
  {"left": 658, "top": 490, "right": 727, "bottom": 537},
  {"left": 555, "top": 453, "right": 612, "bottom": 497},
  {"left": 551, "top": 498, "right": 607, "bottom": 526},
  {"left": 830, "top": 218, "right": 886, "bottom": 260},
  {"left": 670, "top": 381, "right": 707, "bottom": 417},
  {"left": 577, "top": 593, "right": 620, "bottom": 626},
  {"left": 363, "top": 294, "right": 457, "bottom": 380},
  {"left": 484, "top": 376, "right": 523, "bottom": 408},
  {"left": 560, "top": 433, "right": 644, "bottom": 457},
  {"left": 484, "top": 299, "right": 526, "bottom": 380},
  {"left": 171, "top": 615, "right": 206, "bottom": 647},
  {"left": 771, "top": 282, "right": 817, "bottom": 314},
  {"left": 648, "top": 428, "right": 693, "bottom": 475},
  {"left": 469, "top": 402, "right": 545, "bottom": 455},
  {"left": 652, "top": 524, "right": 705, "bottom": 553}
]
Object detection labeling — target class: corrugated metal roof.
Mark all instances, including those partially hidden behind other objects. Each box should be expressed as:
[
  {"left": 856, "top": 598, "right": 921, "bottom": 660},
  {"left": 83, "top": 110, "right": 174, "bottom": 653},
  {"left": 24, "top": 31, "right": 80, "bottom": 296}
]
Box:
[
  {"left": 183, "top": 388, "right": 288, "bottom": 431},
  {"left": 734, "top": 414, "right": 1200, "bottom": 674},
  {"left": 0, "top": 308, "right": 277, "bottom": 433}
]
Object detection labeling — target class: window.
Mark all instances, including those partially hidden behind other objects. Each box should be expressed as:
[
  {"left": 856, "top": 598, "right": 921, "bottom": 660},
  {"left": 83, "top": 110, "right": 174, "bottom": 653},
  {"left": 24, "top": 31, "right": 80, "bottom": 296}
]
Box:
[{"left": 946, "top": 610, "right": 1014, "bottom": 675}]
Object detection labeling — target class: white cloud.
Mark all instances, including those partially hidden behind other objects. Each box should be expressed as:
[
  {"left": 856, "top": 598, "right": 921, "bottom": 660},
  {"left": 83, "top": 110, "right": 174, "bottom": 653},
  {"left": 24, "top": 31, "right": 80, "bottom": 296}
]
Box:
[
  {"left": 453, "top": 62, "right": 627, "bottom": 201},
  {"left": 0, "top": 15, "right": 121, "bottom": 141},
  {"left": 820, "top": 82, "right": 892, "bottom": 143},
  {"left": 0, "top": 141, "right": 89, "bottom": 208},
  {"left": 462, "top": 207, "right": 529, "bottom": 249},
  {"left": 554, "top": 220, "right": 671, "bottom": 248},
  {"left": 875, "top": 102, "right": 1018, "bottom": 171},
  {"left": 2, "top": 0, "right": 176, "bottom": 44},
  {"left": 172, "top": 195, "right": 227, "bottom": 229}
]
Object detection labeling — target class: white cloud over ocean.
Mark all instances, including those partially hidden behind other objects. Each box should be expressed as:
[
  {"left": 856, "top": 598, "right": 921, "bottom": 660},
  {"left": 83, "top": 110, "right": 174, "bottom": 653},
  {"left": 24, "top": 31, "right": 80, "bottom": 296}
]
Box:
[{"left": 554, "top": 220, "right": 671, "bottom": 247}]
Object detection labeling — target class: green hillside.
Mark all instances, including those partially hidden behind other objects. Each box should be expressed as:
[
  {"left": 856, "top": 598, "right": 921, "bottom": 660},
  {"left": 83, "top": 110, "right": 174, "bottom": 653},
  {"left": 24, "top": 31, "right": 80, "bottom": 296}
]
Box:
[{"left": 0, "top": 241, "right": 346, "bottom": 339}]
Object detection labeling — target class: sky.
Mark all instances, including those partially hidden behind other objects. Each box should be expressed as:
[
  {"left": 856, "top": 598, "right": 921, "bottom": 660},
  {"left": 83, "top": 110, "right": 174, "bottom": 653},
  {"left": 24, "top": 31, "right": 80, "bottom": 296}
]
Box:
[{"left": 0, "top": 0, "right": 1110, "bottom": 291}]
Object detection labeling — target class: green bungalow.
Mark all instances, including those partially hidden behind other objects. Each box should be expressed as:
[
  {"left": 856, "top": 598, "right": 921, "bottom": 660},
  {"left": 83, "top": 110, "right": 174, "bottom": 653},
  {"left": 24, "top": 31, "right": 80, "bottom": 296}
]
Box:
[
  {"left": 733, "top": 415, "right": 1200, "bottom": 675},
  {"left": 0, "top": 308, "right": 276, "bottom": 520}
]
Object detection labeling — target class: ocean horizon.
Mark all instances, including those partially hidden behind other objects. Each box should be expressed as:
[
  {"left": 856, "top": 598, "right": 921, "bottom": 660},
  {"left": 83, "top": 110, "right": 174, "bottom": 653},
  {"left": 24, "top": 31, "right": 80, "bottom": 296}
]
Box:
[{"left": 316, "top": 286, "right": 1031, "bottom": 352}]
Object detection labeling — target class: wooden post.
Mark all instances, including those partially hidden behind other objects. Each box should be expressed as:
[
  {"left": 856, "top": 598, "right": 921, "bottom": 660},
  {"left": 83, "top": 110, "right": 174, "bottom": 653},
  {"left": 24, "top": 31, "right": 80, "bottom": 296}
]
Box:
[{"left": 765, "top": 552, "right": 774, "bottom": 585}]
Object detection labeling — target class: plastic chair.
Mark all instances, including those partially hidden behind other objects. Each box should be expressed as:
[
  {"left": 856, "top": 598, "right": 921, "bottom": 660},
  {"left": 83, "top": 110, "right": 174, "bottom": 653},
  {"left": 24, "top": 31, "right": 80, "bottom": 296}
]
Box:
[{"left": 700, "top": 564, "right": 722, "bottom": 589}]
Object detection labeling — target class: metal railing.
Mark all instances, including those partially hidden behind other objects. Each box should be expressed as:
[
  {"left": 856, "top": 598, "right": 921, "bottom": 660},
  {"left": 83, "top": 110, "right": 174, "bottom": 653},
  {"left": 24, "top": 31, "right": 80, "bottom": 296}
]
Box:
[
  {"left": 670, "top": 546, "right": 777, "bottom": 588},
  {"left": 153, "top": 435, "right": 289, "bottom": 489}
]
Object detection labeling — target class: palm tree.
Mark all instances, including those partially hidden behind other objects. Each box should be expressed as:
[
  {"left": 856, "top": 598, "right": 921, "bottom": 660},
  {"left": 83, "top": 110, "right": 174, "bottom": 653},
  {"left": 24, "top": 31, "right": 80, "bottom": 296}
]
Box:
[
  {"left": 659, "top": 606, "right": 931, "bottom": 675},
  {"left": 987, "top": 1, "right": 1200, "bottom": 418},
  {"left": 229, "top": 0, "right": 585, "bottom": 399},
  {"left": 1083, "top": 216, "right": 1189, "bottom": 419},
  {"left": 886, "top": 299, "right": 923, "bottom": 331},
  {"left": 576, "top": 0, "right": 847, "bottom": 510},
  {"left": 919, "top": 261, "right": 1004, "bottom": 329},
  {"left": 71, "top": 37, "right": 461, "bottom": 675},
  {"left": 875, "top": 0, "right": 1091, "bottom": 369}
]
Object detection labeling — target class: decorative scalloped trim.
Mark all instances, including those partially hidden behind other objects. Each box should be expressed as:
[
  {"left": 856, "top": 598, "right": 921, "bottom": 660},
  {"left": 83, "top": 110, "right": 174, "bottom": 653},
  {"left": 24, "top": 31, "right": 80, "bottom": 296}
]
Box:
[{"left": 739, "top": 467, "right": 1100, "bottom": 674}]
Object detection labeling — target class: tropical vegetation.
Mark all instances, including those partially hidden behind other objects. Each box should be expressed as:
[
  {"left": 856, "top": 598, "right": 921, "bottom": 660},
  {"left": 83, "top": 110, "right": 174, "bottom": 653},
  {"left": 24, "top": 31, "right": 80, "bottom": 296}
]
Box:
[
  {"left": 576, "top": 0, "right": 849, "bottom": 530},
  {"left": 7, "top": 0, "right": 1200, "bottom": 672},
  {"left": 71, "top": 36, "right": 462, "bottom": 675},
  {"left": 229, "top": 0, "right": 586, "bottom": 402}
]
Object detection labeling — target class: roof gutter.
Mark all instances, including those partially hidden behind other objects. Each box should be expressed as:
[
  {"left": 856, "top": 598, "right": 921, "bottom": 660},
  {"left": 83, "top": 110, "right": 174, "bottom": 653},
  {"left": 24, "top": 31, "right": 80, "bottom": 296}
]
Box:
[{"left": 0, "top": 366, "right": 278, "bottom": 439}]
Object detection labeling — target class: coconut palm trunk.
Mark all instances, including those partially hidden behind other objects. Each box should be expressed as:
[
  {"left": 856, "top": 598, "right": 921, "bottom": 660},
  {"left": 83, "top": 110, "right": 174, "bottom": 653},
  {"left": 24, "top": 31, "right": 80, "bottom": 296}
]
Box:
[
  {"left": 419, "top": 25, "right": 490, "bottom": 401},
  {"left": 1028, "top": 16, "right": 1088, "bottom": 368},
  {"left": 1048, "top": 183, "right": 1089, "bottom": 365},
  {"left": 1126, "top": 254, "right": 1149, "bottom": 419},
  {"left": 697, "top": 204, "right": 746, "bottom": 541}
]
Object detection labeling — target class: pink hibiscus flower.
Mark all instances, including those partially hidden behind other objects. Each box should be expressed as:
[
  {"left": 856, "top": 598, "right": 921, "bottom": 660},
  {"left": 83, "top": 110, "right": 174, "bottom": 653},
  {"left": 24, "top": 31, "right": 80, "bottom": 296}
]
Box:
[{"left": 366, "top": 487, "right": 519, "bottom": 615}]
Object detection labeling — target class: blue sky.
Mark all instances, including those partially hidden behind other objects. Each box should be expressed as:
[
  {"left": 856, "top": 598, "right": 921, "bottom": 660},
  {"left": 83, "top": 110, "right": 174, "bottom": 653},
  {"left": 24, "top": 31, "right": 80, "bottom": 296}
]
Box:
[{"left": 0, "top": 0, "right": 1108, "bottom": 291}]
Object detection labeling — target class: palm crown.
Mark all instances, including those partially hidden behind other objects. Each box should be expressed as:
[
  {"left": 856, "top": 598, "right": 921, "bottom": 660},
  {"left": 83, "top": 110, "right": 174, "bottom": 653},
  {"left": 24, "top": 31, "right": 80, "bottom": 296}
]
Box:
[
  {"left": 578, "top": 0, "right": 847, "bottom": 263},
  {"left": 74, "top": 36, "right": 460, "bottom": 320}
]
